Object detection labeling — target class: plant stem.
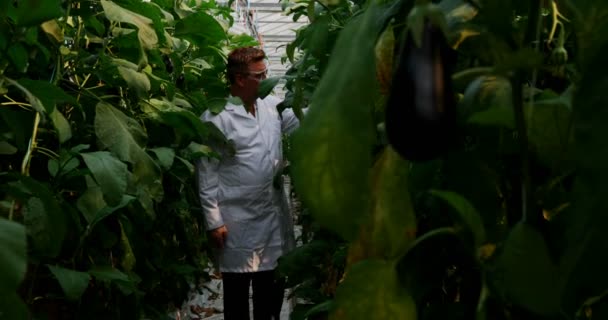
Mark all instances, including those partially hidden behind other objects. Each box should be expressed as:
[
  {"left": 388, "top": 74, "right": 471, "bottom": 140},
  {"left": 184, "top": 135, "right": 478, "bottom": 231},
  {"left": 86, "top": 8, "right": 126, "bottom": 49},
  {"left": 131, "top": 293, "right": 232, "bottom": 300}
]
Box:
[{"left": 512, "top": 0, "right": 542, "bottom": 224}]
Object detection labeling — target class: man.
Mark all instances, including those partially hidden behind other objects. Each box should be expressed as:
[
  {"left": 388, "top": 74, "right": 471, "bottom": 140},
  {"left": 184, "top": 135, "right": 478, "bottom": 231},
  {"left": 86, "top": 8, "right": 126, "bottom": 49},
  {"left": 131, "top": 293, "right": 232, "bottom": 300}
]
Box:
[{"left": 196, "top": 47, "right": 301, "bottom": 320}]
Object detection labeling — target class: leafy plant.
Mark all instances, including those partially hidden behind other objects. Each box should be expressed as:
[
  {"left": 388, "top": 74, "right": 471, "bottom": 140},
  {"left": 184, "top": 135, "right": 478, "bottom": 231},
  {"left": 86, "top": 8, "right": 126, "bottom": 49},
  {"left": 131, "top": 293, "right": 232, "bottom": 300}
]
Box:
[
  {"left": 280, "top": 0, "right": 608, "bottom": 319},
  {"left": 0, "top": 0, "right": 257, "bottom": 318}
]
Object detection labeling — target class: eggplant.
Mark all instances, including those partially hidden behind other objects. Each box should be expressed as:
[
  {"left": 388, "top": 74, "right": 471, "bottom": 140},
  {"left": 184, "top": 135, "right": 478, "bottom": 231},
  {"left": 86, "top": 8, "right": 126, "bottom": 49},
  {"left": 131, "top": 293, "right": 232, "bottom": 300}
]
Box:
[{"left": 385, "top": 19, "right": 458, "bottom": 161}]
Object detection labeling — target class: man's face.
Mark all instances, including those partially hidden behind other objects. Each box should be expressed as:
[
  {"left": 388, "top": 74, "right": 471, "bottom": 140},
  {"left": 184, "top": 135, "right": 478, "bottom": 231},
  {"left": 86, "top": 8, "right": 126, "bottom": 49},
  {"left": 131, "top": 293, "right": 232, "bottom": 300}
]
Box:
[{"left": 237, "top": 60, "right": 267, "bottom": 100}]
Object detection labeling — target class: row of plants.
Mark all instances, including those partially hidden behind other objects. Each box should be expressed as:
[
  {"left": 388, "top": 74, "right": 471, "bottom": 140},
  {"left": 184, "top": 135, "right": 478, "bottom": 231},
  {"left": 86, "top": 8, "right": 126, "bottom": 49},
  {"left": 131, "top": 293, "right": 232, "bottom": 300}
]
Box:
[
  {"left": 278, "top": 0, "right": 608, "bottom": 319},
  {"left": 0, "top": 0, "right": 258, "bottom": 318}
]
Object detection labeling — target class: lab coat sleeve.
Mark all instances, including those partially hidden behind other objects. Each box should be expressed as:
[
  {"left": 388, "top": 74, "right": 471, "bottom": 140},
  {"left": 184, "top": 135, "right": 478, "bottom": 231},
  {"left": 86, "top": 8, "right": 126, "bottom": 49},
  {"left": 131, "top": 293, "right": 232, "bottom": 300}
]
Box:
[
  {"left": 196, "top": 112, "right": 225, "bottom": 230},
  {"left": 281, "top": 107, "right": 308, "bottom": 135},
  {"left": 196, "top": 156, "right": 223, "bottom": 230}
]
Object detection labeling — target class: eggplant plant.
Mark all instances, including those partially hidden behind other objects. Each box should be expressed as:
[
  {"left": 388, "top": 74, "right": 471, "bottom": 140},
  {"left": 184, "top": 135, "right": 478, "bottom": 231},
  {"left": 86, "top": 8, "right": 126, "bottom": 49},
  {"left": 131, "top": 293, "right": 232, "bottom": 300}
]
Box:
[{"left": 281, "top": 0, "right": 608, "bottom": 319}]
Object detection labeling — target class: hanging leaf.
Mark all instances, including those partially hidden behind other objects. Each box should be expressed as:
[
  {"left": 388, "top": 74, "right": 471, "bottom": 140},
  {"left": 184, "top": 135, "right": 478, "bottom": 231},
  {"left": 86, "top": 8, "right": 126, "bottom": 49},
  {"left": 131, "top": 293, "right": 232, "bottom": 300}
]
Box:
[
  {"left": 48, "top": 265, "right": 91, "bottom": 301},
  {"left": 0, "top": 219, "right": 27, "bottom": 294},
  {"left": 41, "top": 20, "right": 64, "bottom": 42},
  {"left": 428, "top": 190, "right": 486, "bottom": 247},
  {"left": 174, "top": 11, "right": 226, "bottom": 45},
  {"left": 117, "top": 66, "right": 151, "bottom": 95},
  {"left": 94, "top": 102, "right": 162, "bottom": 213},
  {"left": 149, "top": 147, "right": 175, "bottom": 170},
  {"left": 49, "top": 109, "right": 72, "bottom": 143},
  {"left": 290, "top": 1, "right": 400, "bottom": 240},
  {"left": 349, "top": 146, "right": 417, "bottom": 262},
  {"left": 258, "top": 77, "right": 281, "bottom": 99},
  {"left": 119, "top": 221, "right": 136, "bottom": 271},
  {"left": 81, "top": 151, "right": 129, "bottom": 207},
  {"left": 101, "top": 0, "right": 158, "bottom": 49},
  {"left": 0, "top": 141, "right": 18, "bottom": 155}
]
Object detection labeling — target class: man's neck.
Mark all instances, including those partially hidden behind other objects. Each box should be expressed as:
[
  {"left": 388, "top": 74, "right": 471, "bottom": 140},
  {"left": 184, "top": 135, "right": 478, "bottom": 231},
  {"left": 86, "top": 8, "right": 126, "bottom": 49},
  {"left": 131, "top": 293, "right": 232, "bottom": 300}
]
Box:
[{"left": 230, "top": 87, "right": 256, "bottom": 116}]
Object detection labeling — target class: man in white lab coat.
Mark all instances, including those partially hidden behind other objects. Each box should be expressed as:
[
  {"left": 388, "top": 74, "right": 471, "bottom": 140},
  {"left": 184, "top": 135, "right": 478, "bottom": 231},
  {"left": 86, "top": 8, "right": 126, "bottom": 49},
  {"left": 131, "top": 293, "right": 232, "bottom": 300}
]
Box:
[{"left": 196, "top": 47, "right": 301, "bottom": 320}]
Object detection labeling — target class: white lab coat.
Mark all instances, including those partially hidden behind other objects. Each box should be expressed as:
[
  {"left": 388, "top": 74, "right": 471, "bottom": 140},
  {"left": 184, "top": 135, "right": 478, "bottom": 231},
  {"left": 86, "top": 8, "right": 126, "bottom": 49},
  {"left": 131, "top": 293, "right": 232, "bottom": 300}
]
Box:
[{"left": 196, "top": 95, "right": 300, "bottom": 273}]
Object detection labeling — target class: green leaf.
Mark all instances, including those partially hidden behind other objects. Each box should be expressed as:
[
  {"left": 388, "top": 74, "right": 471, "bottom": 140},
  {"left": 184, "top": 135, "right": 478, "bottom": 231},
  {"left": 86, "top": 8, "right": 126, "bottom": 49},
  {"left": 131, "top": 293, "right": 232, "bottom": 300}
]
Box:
[
  {"left": 290, "top": 1, "right": 398, "bottom": 240},
  {"left": 117, "top": 66, "right": 151, "bottom": 95},
  {"left": 89, "top": 195, "right": 136, "bottom": 228},
  {"left": 14, "top": 177, "right": 67, "bottom": 258},
  {"left": 258, "top": 77, "right": 281, "bottom": 99},
  {"left": 149, "top": 147, "right": 175, "bottom": 170},
  {"left": 47, "top": 265, "right": 91, "bottom": 301},
  {"left": 0, "top": 293, "right": 28, "bottom": 320},
  {"left": 13, "top": 0, "right": 63, "bottom": 26},
  {"left": 8, "top": 43, "right": 28, "bottom": 73},
  {"left": 16, "top": 79, "right": 79, "bottom": 114},
  {"left": 119, "top": 222, "right": 136, "bottom": 271},
  {"left": 492, "top": 222, "right": 561, "bottom": 316},
  {"left": 0, "top": 219, "right": 27, "bottom": 293},
  {"left": 101, "top": 0, "right": 158, "bottom": 49},
  {"left": 88, "top": 266, "right": 137, "bottom": 295},
  {"left": 350, "top": 147, "right": 416, "bottom": 260},
  {"left": 76, "top": 178, "right": 107, "bottom": 224},
  {"left": 49, "top": 109, "right": 72, "bottom": 143},
  {"left": 331, "top": 260, "right": 417, "bottom": 320},
  {"left": 174, "top": 11, "right": 226, "bottom": 45},
  {"left": 94, "top": 102, "right": 161, "bottom": 204},
  {"left": 0, "top": 141, "right": 18, "bottom": 155},
  {"left": 467, "top": 106, "right": 515, "bottom": 129},
  {"left": 428, "top": 190, "right": 486, "bottom": 247},
  {"left": 81, "top": 151, "right": 129, "bottom": 207}
]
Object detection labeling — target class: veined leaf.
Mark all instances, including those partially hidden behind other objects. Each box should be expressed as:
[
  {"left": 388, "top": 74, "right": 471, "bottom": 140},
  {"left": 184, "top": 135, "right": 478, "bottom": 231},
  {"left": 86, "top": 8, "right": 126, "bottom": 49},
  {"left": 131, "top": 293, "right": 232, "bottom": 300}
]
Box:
[
  {"left": 174, "top": 11, "right": 226, "bottom": 45},
  {"left": 0, "top": 219, "right": 26, "bottom": 293},
  {"left": 117, "top": 66, "right": 151, "bottom": 95},
  {"left": 290, "top": 1, "right": 399, "bottom": 240},
  {"left": 95, "top": 102, "right": 162, "bottom": 213},
  {"left": 48, "top": 265, "right": 90, "bottom": 301},
  {"left": 149, "top": 147, "right": 175, "bottom": 170},
  {"left": 81, "top": 151, "right": 128, "bottom": 207},
  {"left": 101, "top": 0, "right": 158, "bottom": 49}
]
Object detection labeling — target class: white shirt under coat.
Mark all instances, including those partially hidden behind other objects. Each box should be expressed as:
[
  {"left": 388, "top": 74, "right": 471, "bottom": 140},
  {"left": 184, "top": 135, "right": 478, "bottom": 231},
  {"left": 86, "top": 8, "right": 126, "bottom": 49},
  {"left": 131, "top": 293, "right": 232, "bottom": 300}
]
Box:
[{"left": 196, "top": 95, "right": 300, "bottom": 273}]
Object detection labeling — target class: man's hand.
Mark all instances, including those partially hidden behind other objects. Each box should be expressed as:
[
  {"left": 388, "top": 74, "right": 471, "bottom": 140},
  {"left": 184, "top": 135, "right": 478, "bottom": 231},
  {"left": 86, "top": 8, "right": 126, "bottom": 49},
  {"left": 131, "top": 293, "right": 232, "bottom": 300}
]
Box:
[{"left": 208, "top": 225, "right": 228, "bottom": 249}]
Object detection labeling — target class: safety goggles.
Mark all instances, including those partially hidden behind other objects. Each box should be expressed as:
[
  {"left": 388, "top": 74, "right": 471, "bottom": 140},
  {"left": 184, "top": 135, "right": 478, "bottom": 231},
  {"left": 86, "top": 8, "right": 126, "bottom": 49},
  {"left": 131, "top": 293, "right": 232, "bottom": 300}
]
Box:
[{"left": 246, "top": 68, "right": 268, "bottom": 81}]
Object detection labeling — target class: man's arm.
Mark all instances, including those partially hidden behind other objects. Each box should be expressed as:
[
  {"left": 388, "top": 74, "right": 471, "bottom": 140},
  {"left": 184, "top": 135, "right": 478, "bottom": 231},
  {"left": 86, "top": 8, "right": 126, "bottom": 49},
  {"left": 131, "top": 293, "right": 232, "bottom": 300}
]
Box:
[
  {"left": 195, "top": 156, "right": 223, "bottom": 230},
  {"left": 281, "top": 107, "right": 308, "bottom": 135}
]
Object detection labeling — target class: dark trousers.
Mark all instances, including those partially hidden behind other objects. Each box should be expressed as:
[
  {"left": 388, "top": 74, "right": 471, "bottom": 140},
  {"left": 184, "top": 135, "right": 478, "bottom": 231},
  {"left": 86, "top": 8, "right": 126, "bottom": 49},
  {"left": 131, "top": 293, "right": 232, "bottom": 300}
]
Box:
[{"left": 222, "top": 270, "right": 285, "bottom": 320}]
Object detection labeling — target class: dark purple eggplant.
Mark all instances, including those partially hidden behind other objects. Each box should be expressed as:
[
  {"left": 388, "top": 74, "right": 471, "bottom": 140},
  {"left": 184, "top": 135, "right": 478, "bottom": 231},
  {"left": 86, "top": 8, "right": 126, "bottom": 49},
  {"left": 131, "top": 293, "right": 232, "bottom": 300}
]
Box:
[{"left": 385, "top": 19, "right": 458, "bottom": 161}]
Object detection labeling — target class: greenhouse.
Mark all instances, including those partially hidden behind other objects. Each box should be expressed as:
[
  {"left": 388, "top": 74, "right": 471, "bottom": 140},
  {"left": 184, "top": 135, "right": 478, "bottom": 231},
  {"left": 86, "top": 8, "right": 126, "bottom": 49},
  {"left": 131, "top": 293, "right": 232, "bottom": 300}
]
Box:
[{"left": 1, "top": 0, "right": 607, "bottom": 319}]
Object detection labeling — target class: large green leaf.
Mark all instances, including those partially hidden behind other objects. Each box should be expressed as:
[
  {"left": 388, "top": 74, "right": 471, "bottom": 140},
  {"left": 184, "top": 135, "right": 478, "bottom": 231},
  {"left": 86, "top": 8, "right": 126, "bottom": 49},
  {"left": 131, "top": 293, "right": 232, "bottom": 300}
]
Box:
[
  {"left": 149, "top": 147, "right": 175, "bottom": 170},
  {"left": 174, "top": 11, "right": 226, "bottom": 45},
  {"left": 11, "top": 177, "right": 67, "bottom": 258},
  {"left": 81, "top": 151, "right": 129, "bottom": 207},
  {"left": 101, "top": 0, "right": 158, "bottom": 49},
  {"left": 492, "top": 222, "right": 561, "bottom": 316},
  {"left": 559, "top": 17, "right": 608, "bottom": 313},
  {"left": 12, "top": 0, "right": 63, "bottom": 26},
  {"left": 48, "top": 265, "right": 91, "bottom": 301},
  {"left": 0, "top": 219, "right": 26, "bottom": 293},
  {"left": 350, "top": 147, "right": 416, "bottom": 261},
  {"left": 330, "top": 260, "right": 417, "bottom": 320},
  {"left": 95, "top": 102, "right": 162, "bottom": 216},
  {"left": 289, "top": 1, "right": 399, "bottom": 240}
]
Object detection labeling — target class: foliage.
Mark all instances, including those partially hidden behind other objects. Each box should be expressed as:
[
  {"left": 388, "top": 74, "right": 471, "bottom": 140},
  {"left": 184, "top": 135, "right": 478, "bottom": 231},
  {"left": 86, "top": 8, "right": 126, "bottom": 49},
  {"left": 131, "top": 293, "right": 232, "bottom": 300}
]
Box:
[
  {"left": 280, "top": 0, "right": 608, "bottom": 319},
  {"left": 0, "top": 0, "right": 257, "bottom": 318}
]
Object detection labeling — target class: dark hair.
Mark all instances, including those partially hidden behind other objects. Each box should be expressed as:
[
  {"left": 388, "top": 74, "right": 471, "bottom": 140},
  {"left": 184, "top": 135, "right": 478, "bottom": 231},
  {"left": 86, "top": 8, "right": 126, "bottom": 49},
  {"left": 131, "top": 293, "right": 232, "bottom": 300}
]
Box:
[{"left": 227, "top": 47, "right": 266, "bottom": 83}]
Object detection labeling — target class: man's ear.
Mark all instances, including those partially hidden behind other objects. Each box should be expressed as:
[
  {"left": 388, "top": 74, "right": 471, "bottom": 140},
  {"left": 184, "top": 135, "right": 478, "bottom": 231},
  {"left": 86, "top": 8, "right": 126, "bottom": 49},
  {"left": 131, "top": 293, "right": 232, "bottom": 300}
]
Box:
[{"left": 234, "top": 73, "right": 246, "bottom": 87}]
